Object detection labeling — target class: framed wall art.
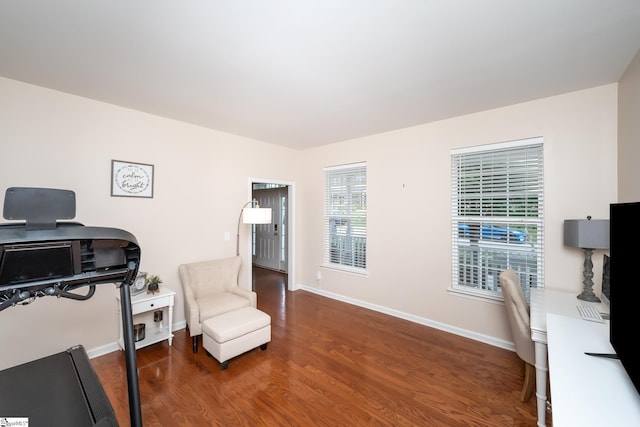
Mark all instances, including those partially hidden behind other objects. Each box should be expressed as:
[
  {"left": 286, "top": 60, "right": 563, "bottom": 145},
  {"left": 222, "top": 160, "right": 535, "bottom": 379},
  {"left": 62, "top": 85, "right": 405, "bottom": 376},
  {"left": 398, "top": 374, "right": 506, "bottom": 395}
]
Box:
[{"left": 111, "top": 160, "right": 154, "bottom": 198}]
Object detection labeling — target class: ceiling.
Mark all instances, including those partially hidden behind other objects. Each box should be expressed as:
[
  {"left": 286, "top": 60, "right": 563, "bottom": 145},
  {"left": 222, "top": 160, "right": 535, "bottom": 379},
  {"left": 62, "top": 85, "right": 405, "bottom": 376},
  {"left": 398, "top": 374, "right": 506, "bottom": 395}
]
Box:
[{"left": 1, "top": 1, "right": 639, "bottom": 150}]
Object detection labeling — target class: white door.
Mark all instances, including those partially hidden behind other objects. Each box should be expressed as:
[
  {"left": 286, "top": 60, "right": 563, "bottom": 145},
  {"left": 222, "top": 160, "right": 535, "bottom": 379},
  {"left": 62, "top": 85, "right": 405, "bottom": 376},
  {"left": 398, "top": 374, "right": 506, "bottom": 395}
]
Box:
[{"left": 253, "top": 187, "right": 288, "bottom": 272}]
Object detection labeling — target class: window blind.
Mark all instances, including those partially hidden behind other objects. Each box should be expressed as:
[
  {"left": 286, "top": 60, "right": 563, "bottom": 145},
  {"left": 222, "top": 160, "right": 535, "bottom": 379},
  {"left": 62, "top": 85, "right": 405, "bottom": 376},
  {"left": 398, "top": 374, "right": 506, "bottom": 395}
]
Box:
[
  {"left": 324, "top": 162, "right": 367, "bottom": 271},
  {"left": 451, "top": 137, "right": 544, "bottom": 299}
]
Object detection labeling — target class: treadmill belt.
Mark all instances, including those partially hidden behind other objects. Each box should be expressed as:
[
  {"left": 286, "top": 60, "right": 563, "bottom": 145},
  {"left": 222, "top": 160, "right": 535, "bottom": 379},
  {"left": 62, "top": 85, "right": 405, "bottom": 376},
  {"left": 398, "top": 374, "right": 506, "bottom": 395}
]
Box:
[{"left": 0, "top": 346, "right": 116, "bottom": 426}]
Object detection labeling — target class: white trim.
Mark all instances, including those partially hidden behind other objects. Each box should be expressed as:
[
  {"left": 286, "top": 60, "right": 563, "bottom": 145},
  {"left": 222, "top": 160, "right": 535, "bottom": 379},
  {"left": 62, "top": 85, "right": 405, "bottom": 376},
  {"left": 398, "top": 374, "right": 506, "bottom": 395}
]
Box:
[
  {"left": 320, "top": 263, "right": 369, "bottom": 277},
  {"left": 447, "top": 286, "right": 504, "bottom": 303},
  {"left": 450, "top": 135, "right": 543, "bottom": 155},
  {"left": 323, "top": 161, "right": 367, "bottom": 172},
  {"left": 87, "top": 320, "right": 187, "bottom": 359},
  {"left": 86, "top": 342, "right": 120, "bottom": 359},
  {"left": 249, "top": 177, "right": 296, "bottom": 292}
]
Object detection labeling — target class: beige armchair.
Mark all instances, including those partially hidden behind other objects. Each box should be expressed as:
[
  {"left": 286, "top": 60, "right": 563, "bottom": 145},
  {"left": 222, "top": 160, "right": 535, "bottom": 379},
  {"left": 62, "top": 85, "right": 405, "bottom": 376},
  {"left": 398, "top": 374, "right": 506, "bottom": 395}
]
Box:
[
  {"left": 179, "top": 256, "right": 257, "bottom": 353},
  {"left": 498, "top": 269, "right": 536, "bottom": 402}
]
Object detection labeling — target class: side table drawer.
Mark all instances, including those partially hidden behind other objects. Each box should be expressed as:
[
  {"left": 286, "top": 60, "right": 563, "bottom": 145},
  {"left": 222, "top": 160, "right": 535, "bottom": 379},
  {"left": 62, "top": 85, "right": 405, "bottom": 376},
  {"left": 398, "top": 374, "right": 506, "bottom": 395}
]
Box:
[{"left": 132, "top": 295, "right": 171, "bottom": 315}]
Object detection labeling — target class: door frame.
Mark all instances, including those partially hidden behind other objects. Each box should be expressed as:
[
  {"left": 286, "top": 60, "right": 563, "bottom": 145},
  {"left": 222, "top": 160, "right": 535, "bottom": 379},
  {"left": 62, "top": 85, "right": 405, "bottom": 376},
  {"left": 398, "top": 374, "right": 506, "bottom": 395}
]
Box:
[
  {"left": 244, "top": 177, "right": 295, "bottom": 292},
  {"left": 252, "top": 186, "right": 288, "bottom": 273}
]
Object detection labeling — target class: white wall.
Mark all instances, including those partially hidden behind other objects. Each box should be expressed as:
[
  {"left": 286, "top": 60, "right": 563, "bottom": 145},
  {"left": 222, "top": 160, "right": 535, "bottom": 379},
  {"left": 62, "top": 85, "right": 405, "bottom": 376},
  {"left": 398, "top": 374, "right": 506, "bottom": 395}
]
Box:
[
  {"left": 0, "top": 76, "right": 620, "bottom": 369},
  {"left": 0, "top": 76, "right": 301, "bottom": 370},
  {"left": 296, "top": 84, "right": 618, "bottom": 347},
  {"left": 618, "top": 49, "right": 640, "bottom": 202}
]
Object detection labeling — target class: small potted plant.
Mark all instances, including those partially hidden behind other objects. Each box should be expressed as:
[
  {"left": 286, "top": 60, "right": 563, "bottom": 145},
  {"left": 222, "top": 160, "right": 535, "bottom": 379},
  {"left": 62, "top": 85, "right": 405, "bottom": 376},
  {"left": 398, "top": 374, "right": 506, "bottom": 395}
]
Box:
[{"left": 145, "top": 274, "right": 162, "bottom": 294}]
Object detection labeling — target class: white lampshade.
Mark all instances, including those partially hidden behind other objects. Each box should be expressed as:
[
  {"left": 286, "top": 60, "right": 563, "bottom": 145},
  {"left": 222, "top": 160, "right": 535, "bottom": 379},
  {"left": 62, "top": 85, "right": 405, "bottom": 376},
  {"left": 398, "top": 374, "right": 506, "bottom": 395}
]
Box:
[
  {"left": 242, "top": 207, "right": 272, "bottom": 224},
  {"left": 564, "top": 219, "right": 609, "bottom": 249}
]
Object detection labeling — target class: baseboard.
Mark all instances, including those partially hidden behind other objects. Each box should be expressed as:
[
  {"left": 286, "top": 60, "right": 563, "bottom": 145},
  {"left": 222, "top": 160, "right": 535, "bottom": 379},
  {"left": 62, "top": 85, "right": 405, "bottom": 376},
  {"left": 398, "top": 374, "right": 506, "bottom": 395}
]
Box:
[
  {"left": 87, "top": 342, "right": 121, "bottom": 359},
  {"left": 87, "top": 320, "right": 187, "bottom": 359}
]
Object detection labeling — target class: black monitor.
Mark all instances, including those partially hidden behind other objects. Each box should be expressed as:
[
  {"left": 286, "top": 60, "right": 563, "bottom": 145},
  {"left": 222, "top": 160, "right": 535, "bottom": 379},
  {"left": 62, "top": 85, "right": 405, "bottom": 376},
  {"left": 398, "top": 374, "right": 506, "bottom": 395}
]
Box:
[
  {"left": 609, "top": 201, "right": 640, "bottom": 395},
  {"left": 0, "top": 241, "right": 81, "bottom": 285}
]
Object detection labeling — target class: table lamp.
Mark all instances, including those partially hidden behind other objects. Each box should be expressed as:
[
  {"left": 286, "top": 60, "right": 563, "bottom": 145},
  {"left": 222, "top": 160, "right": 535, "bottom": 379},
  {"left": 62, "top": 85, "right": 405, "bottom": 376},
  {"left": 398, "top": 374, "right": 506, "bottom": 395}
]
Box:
[{"left": 563, "top": 216, "right": 609, "bottom": 302}]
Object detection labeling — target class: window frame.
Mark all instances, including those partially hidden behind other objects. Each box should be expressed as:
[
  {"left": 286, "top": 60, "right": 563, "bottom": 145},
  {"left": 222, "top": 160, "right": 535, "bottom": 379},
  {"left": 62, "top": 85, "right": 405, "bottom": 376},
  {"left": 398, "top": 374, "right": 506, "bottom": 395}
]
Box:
[
  {"left": 323, "top": 162, "right": 367, "bottom": 274},
  {"left": 450, "top": 137, "right": 544, "bottom": 301}
]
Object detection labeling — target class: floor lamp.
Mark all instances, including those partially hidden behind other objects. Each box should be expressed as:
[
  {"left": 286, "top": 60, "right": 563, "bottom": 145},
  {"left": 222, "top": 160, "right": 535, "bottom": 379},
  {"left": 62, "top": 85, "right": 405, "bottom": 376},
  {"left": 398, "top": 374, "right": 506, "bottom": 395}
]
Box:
[
  {"left": 564, "top": 216, "right": 609, "bottom": 302},
  {"left": 236, "top": 199, "right": 272, "bottom": 256}
]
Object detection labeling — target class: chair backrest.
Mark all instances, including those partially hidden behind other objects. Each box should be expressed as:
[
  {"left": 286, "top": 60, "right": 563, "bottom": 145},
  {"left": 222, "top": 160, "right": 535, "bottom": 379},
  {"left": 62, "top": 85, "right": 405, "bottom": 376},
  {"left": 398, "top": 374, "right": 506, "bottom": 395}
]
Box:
[
  {"left": 178, "top": 256, "right": 241, "bottom": 300},
  {"left": 498, "top": 269, "right": 535, "bottom": 365}
]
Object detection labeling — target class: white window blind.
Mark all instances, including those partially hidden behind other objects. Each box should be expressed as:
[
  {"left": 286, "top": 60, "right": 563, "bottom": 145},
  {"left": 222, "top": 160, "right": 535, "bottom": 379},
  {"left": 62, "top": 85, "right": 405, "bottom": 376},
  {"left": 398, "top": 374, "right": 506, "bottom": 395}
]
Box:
[
  {"left": 324, "top": 162, "right": 367, "bottom": 271},
  {"left": 451, "top": 137, "right": 544, "bottom": 300}
]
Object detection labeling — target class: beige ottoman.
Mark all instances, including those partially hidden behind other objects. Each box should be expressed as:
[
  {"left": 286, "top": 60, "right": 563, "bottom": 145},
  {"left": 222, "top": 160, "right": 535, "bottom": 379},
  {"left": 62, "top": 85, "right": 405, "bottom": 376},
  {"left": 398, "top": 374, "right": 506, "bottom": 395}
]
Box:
[{"left": 202, "top": 307, "right": 271, "bottom": 369}]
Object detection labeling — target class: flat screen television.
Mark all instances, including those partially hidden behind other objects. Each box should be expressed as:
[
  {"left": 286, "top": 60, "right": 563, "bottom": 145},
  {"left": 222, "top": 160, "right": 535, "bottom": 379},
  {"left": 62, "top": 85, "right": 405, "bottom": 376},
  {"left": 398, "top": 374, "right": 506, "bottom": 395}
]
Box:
[{"left": 609, "top": 201, "right": 640, "bottom": 395}]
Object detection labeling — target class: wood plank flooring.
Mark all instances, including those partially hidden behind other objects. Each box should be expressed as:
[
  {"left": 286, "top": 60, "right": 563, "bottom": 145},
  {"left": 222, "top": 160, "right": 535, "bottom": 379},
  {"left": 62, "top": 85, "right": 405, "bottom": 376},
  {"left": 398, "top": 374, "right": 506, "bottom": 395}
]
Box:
[{"left": 91, "top": 267, "right": 544, "bottom": 426}]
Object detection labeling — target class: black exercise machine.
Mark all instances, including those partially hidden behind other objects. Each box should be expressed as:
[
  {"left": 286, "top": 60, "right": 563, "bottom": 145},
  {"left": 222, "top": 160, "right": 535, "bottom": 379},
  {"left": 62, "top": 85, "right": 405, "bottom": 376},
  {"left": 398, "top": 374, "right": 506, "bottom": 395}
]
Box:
[{"left": 0, "top": 187, "right": 143, "bottom": 426}]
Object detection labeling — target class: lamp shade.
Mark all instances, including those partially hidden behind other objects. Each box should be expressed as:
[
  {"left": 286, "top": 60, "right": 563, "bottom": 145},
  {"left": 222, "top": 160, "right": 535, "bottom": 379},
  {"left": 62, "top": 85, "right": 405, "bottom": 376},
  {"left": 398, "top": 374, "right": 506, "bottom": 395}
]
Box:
[
  {"left": 563, "top": 219, "right": 609, "bottom": 249},
  {"left": 242, "top": 207, "right": 272, "bottom": 224}
]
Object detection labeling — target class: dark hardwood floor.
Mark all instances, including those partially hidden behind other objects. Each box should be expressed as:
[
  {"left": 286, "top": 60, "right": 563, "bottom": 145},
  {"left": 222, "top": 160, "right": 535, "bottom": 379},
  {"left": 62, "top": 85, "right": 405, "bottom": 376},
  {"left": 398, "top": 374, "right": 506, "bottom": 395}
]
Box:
[{"left": 92, "top": 267, "right": 544, "bottom": 426}]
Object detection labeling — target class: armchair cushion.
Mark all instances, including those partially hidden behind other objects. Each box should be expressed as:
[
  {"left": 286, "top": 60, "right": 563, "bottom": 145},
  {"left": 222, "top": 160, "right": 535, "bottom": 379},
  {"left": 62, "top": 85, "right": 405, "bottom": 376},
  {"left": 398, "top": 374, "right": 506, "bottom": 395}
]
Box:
[{"left": 198, "top": 293, "right": 251, "bottom": 320}]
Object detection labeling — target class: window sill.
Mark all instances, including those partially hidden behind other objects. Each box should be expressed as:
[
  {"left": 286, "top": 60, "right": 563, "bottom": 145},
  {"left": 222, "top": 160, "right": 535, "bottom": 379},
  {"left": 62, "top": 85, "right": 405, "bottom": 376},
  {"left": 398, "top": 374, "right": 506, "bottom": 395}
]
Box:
[
  {"left": 447, "top": 287, "right": 504, "bottom": 304},
  {"left": 321, "top": 264, "right": 368, "bottom": 277}
]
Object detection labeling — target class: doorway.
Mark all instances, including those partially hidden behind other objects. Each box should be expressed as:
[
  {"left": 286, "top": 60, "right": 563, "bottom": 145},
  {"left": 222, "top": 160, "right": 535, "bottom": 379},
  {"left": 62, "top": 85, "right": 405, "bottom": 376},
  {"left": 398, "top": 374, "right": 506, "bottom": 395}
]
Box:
[
  {"left": 252, "top": 186, "right": 288, "bottom": 272},
  {"left": 248, "top": 180, "right": 294, "bottom": 292}
]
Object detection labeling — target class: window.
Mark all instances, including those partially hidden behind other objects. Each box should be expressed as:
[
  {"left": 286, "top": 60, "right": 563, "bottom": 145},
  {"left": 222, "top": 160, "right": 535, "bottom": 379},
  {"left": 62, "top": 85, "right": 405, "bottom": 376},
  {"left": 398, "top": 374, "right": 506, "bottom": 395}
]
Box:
[
  {"left": 324, "top": 162, "right": 367, "bottom": 272},
  {"left": 451, "top": 137, "right": 544, "bottom": 301}
]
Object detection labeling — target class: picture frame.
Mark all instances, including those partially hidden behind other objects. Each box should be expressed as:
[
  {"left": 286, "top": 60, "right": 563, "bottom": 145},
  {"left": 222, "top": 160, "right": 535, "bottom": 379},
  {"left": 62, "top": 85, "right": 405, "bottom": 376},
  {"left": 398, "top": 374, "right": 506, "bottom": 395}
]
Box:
[
  {"left": 131, "top": 272, "right": 148, "bottom": 296},
  {"left": 111, "top": 160, "right": 154, "bottom": 198}
]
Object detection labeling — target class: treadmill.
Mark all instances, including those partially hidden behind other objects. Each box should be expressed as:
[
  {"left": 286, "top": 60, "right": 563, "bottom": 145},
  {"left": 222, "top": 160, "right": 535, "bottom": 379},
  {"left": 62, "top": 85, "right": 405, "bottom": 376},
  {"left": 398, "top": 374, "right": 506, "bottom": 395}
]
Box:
[{"left": 0, "top": 187, "right": 143, "bottom": 426}]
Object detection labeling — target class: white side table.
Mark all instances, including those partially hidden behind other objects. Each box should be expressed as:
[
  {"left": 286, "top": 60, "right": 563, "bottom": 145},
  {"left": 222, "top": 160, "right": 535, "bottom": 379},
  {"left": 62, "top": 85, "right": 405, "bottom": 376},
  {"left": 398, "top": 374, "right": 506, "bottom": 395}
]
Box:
[{"left": 116, "top": 287, "right": 176, "bottom": 350}]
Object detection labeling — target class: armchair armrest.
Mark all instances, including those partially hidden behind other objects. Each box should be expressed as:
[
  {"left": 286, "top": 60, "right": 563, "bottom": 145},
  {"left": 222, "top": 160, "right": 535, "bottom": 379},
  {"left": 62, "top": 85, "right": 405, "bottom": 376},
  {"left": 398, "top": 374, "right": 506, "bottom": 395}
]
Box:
[
  {"left": 179, "top": 264, "right": 202, "bottom": 336},
  {"left": 232, "top": 287, "right": 257, "bottom": 308}
]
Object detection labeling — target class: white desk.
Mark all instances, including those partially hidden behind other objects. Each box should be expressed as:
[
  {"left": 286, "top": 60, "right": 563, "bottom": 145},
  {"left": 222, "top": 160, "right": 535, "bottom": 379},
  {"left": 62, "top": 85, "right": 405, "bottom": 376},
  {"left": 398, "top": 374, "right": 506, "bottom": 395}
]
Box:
[
  {"left": 547, "top": 313, "right": 640, "bottom": 426},
  {"left": 529, "top": 288, "right": 608, "bottom": 427}
]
